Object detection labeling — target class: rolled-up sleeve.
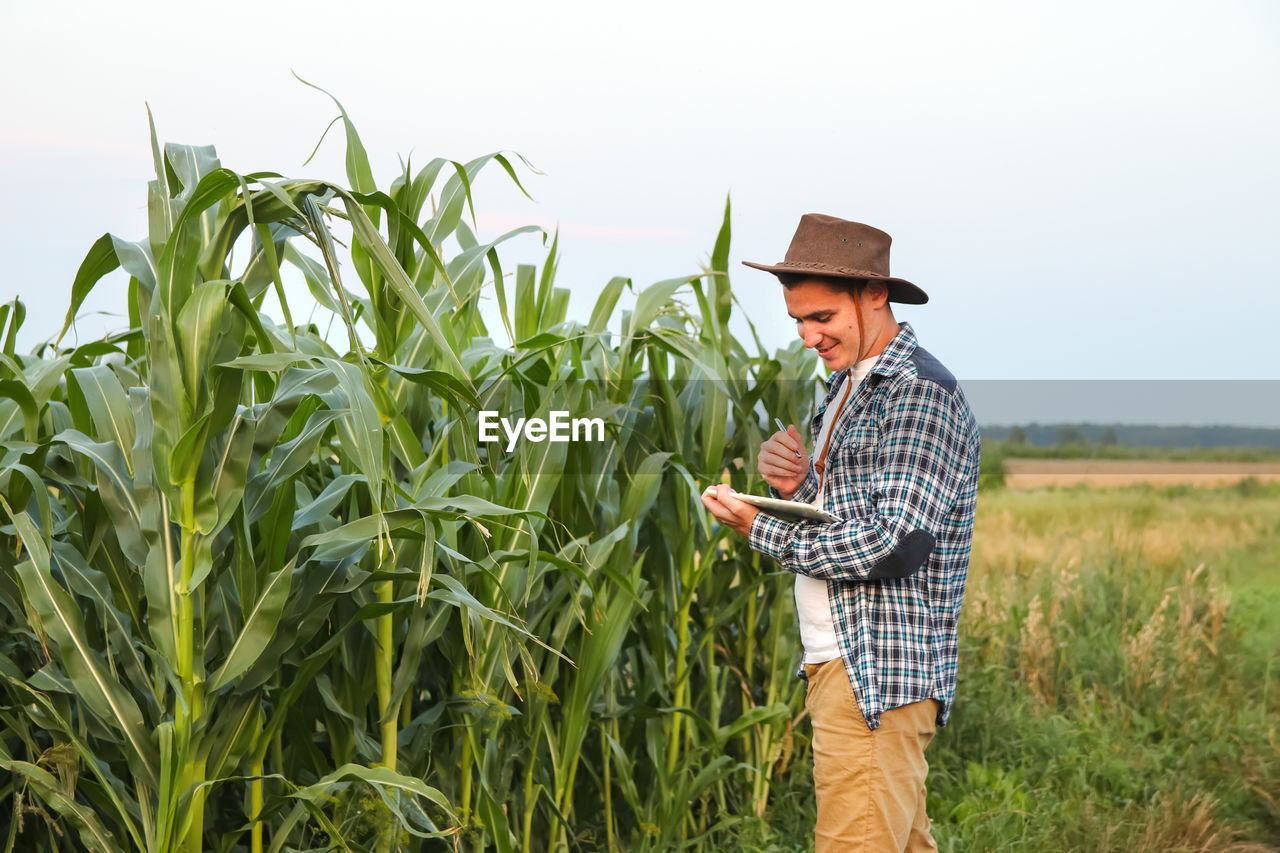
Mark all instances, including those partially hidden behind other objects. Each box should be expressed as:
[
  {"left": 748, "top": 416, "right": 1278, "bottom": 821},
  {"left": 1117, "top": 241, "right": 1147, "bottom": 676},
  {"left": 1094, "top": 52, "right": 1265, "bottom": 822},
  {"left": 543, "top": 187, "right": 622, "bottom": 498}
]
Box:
[{"left": 747, "top": 378, "right": 971, "bottom": 583}]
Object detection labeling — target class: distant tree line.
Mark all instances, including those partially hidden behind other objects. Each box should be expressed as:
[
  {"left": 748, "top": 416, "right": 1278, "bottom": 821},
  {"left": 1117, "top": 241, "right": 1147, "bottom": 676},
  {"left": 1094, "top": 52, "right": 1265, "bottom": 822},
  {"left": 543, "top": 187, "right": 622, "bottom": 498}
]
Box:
[{"left": 984, "top": 423, "right": 1280, "bottom": 449}]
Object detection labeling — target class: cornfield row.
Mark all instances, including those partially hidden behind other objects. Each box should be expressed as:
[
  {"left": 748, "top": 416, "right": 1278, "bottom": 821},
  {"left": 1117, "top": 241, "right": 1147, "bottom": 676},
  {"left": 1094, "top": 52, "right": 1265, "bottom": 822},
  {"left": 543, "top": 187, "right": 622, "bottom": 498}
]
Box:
[{"left": 0, "top": 94, "right": 821, "bottom": 852}]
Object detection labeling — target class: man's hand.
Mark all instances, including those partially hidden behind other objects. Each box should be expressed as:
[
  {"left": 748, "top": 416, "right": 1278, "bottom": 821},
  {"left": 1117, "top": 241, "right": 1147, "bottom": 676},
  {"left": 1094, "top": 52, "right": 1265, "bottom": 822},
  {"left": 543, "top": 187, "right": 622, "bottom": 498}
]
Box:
[
  {"left": 700, "top": 485, "right": 760, "bottom": 537},
  {"left": 758, "top": 424, "right": 811, "bottom": 498}
]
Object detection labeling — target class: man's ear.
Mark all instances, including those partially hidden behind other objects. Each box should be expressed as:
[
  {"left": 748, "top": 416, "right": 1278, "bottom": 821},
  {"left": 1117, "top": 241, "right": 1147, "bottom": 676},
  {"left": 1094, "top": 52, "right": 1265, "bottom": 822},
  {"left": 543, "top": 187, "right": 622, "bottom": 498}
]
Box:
[{"left": 862, "top": 281, "right": 890, "bottom": 309}]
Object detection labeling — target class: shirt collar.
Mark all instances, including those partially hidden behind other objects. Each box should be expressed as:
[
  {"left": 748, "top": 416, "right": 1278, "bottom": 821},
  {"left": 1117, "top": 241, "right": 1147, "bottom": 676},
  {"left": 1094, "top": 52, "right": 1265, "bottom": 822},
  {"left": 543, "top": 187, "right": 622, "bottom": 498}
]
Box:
[{"left": 823, "top": 321, "right": 919, "bottom": 390}]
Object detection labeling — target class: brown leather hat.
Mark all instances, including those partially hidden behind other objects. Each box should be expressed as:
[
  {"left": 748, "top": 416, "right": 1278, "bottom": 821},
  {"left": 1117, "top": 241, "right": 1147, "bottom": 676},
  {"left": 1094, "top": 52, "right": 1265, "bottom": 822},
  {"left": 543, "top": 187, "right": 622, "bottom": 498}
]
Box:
[{"left": 743, "top": 213, "right": 928, "bottom": 304}]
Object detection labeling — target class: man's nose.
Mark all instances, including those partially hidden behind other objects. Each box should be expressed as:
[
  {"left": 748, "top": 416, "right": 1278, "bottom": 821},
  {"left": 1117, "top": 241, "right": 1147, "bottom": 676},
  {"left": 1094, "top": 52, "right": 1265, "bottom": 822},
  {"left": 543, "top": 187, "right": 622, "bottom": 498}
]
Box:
[{"left": 800, "top": 324, "right": 823, "bottom": 348}]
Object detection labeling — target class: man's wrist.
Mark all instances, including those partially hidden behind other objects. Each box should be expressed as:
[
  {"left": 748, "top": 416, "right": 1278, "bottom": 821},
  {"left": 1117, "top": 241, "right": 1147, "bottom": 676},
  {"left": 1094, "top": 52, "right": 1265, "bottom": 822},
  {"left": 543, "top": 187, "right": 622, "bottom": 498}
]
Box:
[
  {"left": 747, "top": 509, "right": 799, "bottom": 563},
  {"left": 776, "top": 470, "right": 819, "bottom": 505},
  {"left": 768, "top": 481, "right": 800, "bottom": 500}
]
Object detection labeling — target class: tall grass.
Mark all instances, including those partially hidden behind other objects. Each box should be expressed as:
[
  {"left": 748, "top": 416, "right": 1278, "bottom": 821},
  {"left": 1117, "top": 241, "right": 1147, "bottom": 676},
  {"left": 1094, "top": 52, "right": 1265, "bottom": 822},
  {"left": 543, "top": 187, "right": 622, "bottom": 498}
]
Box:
[{"left": 932, "top": 483, "right": 1280, "bottom": 851}]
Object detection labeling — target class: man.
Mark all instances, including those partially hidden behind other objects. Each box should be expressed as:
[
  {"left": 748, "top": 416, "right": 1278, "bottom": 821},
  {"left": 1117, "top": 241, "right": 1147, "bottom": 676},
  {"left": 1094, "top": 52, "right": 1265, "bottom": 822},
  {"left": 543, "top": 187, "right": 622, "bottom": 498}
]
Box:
[{"left": 701, "top": 214, "right": 980, "bottom": 852}]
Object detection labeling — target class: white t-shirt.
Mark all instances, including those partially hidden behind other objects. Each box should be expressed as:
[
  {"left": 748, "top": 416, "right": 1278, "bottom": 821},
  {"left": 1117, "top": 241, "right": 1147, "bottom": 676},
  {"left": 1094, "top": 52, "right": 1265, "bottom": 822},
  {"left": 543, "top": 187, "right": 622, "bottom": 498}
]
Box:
[{"left": 795, "top": 354, "right": 878, "bottom": 664}]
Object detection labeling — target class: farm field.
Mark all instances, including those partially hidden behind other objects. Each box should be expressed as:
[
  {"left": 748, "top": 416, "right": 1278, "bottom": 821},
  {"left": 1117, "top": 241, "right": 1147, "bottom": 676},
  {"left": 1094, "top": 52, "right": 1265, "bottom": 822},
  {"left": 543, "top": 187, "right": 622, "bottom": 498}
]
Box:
[
  {"left": 1003, "top": 458, "right": 1280, "bottom": 489},
  {"left": 923, "top": 481, "right": 1280, "bottom": 852},
  {"left": 1, "top": 115, "right": 1275, "bottom": 851}
]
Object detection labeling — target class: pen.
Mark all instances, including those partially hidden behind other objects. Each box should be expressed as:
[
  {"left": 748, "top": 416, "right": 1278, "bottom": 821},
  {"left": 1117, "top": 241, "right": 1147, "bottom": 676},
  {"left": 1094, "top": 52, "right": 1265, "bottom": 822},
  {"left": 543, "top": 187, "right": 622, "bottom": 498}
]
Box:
[{"left": 774, "top": 417, "right": 804, "bottom": 458}]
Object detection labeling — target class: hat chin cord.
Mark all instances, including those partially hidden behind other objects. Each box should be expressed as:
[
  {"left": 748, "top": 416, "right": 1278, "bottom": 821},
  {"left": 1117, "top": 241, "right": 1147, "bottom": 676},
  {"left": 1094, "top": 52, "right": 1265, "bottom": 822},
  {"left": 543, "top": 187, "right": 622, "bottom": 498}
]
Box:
[{"left": 852, "top": 287, "right": 868, "bottom": 365}]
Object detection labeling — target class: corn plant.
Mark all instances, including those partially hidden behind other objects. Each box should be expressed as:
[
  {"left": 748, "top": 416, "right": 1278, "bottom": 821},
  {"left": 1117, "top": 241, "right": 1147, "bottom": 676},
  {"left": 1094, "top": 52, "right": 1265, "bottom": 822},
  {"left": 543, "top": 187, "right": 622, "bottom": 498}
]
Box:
[{"left": 0, "top": 90, "right": 822, "bottom": 852}]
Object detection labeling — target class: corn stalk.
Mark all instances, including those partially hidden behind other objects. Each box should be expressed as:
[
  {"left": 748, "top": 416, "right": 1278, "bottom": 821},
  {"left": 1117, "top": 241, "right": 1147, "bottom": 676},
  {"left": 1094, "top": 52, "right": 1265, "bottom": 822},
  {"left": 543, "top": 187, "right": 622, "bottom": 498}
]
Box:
[{"left": 0, "top": 92, "right": 820, "bottom": 853}]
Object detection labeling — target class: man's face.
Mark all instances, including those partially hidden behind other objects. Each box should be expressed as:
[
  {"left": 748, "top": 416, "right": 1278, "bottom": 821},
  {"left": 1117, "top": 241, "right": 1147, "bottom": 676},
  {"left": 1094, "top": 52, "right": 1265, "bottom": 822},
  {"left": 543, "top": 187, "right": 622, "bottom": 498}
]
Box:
[{"left": 782, "top": 278, "right": 867, "bottom": 371}]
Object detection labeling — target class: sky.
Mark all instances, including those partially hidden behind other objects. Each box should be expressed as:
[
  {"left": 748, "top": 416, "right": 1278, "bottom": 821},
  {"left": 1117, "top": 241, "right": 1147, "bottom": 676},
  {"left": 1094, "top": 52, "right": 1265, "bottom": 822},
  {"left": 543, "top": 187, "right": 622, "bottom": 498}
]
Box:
[{"left": 2, "top": 0, "right": 1277, "bottom": 424}]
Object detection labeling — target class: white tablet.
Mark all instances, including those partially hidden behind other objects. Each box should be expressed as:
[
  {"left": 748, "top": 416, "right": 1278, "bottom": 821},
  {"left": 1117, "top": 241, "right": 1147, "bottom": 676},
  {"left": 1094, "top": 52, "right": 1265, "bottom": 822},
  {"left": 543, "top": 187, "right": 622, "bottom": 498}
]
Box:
[{"left": 703, "top": 487, "right": 840, "bottom": 524}]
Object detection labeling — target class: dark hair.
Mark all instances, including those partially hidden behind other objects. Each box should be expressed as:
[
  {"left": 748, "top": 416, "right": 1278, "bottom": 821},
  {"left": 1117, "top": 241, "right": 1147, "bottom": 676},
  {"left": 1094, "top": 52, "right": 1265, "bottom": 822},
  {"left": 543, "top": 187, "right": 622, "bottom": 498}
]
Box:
[{"left": 776, "top": 273, "right": 868, "bottom": 293}]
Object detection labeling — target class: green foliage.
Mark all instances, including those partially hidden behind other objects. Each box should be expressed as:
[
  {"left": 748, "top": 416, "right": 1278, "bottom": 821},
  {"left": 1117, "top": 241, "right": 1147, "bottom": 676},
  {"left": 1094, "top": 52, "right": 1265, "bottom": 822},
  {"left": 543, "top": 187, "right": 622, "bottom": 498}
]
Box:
[
  {"left": 1055, "top": 425, "right": 1087, "bottom": 446},
  {"left": 0, "top": 100, "right": 822, "bottom": 852},
  {"left": 989, "top": 438, "right": 1280, "bottom": 463},
  {"left": 3, "top": 97, "right": 1275, "bottom": 853},
  {"left": 985, "top": 422, "right": 1280, "bottom": 454},
  {"left": 932, "top": 486, "right": 1280, "bottom": 850},
  {"left": 978, "top": 439, "right": 1005, "bottom": 491}
]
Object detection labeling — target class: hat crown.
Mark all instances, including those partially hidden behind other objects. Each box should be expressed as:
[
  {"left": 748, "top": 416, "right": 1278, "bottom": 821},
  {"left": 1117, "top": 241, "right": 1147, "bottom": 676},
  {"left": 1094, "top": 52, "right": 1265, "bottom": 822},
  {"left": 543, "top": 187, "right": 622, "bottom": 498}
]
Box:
[
  {"left": 782, "top": 214, "right": 893, "bottom": 278},
  {"left": 740, "top": 212, "right": 928, "bottom": 304}
]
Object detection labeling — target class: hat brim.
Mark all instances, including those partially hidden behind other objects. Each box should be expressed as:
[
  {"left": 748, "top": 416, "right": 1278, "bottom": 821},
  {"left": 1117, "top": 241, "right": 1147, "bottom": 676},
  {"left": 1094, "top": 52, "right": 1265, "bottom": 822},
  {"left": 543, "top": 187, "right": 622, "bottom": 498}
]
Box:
[{"left": 742, "top": 260, "right": 929, "bottom": 305}]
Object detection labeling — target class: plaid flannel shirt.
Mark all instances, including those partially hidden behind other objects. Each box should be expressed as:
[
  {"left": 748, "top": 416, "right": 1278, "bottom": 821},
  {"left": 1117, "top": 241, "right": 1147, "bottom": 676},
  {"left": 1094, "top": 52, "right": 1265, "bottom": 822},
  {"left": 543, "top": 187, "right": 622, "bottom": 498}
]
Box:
[{"left": 748, "top": 322, "right": 980, "bottom": 730}]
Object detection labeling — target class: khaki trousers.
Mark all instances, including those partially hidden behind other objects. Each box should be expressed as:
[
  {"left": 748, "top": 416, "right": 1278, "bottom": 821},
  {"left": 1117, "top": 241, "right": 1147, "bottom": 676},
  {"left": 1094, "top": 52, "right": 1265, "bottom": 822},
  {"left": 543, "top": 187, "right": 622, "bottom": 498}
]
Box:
[{"left": 804, "top": 659, "right": 940, "bottom": 852}]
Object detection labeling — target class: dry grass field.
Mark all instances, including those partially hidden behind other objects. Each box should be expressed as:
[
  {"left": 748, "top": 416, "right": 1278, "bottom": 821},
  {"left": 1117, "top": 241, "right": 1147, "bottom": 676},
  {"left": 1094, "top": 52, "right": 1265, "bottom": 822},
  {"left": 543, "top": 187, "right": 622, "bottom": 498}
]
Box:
[
  {"left": 1003, "top": 458, "right": 1280, "bottom": 489},
  {"left": 927, "top": 482, "right": 1280, "bottom": 851}
]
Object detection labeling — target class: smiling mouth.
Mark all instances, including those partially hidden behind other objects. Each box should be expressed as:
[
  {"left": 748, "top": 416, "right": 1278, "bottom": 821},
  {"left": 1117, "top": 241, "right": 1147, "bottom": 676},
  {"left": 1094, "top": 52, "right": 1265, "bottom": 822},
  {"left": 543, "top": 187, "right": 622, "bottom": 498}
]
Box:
[{"left": 817, "top": 344, "right": 837, "bottom": 357}]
